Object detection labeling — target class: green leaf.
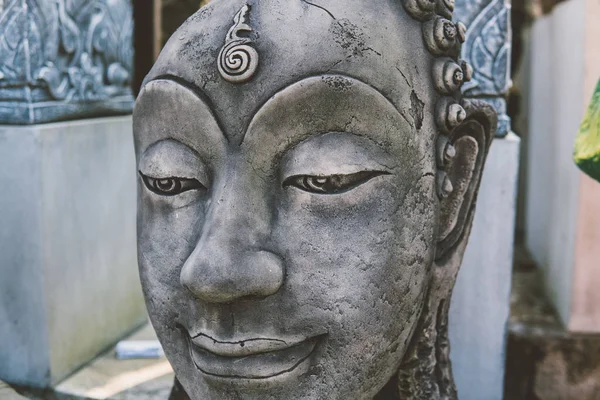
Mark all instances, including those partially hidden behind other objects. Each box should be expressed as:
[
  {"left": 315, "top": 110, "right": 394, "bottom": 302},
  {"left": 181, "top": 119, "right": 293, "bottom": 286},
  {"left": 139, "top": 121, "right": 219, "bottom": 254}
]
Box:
[{"left": 574, "top": 78, "right": 600, "bottom": 182}]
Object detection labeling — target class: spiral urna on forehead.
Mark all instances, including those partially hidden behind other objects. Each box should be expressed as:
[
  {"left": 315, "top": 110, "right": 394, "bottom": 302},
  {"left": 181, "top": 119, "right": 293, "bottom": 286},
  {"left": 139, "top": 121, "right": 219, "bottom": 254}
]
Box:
[
  {"left": 400, "top": 0, "right": 474, "bottom": 200},
  {"left": 217, "top": 5, "right": 259, "bottom": 83},
  {"left": 141, "top": 0, "right": 441, "bottom": 145}
]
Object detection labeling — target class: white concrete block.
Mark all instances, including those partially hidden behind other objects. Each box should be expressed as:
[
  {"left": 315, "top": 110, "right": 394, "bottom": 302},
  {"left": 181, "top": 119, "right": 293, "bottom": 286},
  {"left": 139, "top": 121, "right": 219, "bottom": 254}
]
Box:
[
  {"left": 0, "top": 117, "right": 146, "bottom": 387},
  {"left": 450, "top": 134, "right": 521, "bottom": 400}
]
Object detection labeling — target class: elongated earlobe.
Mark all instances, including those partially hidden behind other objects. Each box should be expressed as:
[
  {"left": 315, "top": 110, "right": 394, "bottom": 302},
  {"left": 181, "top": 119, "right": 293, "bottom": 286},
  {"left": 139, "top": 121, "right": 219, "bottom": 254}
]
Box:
[{"left": 435, "top": 99, "right": 496, "bottom": 261}]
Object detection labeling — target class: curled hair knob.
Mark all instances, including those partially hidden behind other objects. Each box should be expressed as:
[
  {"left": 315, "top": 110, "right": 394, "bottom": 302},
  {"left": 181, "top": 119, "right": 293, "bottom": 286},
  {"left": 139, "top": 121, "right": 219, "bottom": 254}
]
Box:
[
  {"left": 433, "top": 58, "right": 464, "bottom": 94},
  {"left": 423, "top": 17, "right": 459, "bottom": 56},
  {"left": 436, "top": 97, "right": 466, "bottom": 132},
  {"left": 460, "top": 60, "right": 473, "bottom": 82},
  {"left": 456, "top": 22, "right": 467, "bottom": 43},
  {"left": 436, "top": 0, "right": 455, "bottom": 19},
  {"left": 402, "top": 0, "right": 436, "bottom": 21}
]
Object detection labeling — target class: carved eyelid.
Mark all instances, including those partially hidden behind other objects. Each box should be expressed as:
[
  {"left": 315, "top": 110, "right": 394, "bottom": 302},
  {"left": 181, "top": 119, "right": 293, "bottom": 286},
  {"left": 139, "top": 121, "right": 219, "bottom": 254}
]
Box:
[
  {"left": 139, "top": 173, "right": 205, "bottom": 197},
  {"left": 278, "top": 130, "right": 396, "bottom": 182},
  {"left": 139, "top": 172, "right": 200, "bottom": 180},
  {"left": 283, "top": 171, "right": 390, "bottom": 194},
  {"left": 138, "top": 139, "right": 210, "bottom": 184}
]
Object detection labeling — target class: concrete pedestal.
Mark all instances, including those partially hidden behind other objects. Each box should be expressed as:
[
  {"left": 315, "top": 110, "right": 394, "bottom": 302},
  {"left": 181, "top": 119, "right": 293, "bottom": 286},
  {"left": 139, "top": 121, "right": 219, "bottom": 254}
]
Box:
[
  {"left": 449, "top": 133, "right": 521, "bottom": 400},
  {"left": 0, "top": 117, "right": 146, "bottom": 387}
]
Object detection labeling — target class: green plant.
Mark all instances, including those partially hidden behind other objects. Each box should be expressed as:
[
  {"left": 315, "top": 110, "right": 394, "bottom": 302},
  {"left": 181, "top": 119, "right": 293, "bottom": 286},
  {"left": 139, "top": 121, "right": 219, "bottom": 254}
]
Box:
[{"left": 574, "top": 78, "right": 600, "bottom": 182}]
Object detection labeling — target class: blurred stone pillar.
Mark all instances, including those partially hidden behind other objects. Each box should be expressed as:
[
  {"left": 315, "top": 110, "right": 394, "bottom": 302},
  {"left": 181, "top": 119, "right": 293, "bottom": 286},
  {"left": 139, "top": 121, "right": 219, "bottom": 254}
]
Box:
[
  {"left": 0, "top": 0, "right": 146, "bottom": 388},
  {"left": 449, "top": 1, "right": 519, "bottom": 400},
  {"left": 524, "top": 0, "right": 600, "bottom": 333}
]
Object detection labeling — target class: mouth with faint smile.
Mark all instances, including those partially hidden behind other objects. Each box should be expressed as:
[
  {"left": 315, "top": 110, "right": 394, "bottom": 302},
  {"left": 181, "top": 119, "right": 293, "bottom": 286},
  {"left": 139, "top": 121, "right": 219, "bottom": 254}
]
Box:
[{"left": 186, "top": 331, "right": 323, "bottom": 380}]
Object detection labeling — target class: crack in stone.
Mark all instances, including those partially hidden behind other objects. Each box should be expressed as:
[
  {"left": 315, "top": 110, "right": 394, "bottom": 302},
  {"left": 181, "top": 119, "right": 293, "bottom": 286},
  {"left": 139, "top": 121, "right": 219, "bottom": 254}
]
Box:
[
  {"left": 302, "top": 0, "right": 336, "bottom": 19},
  {"left": 396, "top": 66, "right": 412, "bottom": 88},
  {"left": 326, "top": 59, "right": 343, "bottom": 72},
  {"left": 364, "top": 47, "right": 382, "bottom": 56},
  {"left": 399, "top": 109, "right": 413, "bottom": 128},
  {"left": 410, "top": 90, "right": 425, "bottom": 130}
]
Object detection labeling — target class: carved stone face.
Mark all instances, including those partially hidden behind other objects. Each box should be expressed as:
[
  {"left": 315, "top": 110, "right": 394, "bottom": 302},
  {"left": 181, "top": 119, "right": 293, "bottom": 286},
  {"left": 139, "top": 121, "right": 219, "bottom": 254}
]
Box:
[{"left": 133, "top": 0, "right": 495, "bottom": 399}]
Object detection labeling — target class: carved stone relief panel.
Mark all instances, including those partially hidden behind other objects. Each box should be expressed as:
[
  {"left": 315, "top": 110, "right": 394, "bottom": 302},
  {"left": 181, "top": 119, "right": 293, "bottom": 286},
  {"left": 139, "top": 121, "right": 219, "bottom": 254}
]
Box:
[
  {"left": 455, "top": 0, "right": 512, "bottom": 136},
  {"left": 0, "top": 0, "right": 134, "bottom": 124}
]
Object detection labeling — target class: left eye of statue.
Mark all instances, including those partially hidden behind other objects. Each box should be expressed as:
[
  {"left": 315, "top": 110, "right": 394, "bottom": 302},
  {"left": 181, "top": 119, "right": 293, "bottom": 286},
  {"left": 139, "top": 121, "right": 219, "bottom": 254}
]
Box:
[
  {"left": 139, "top": 173, "right": 206, "bottom": 196},
  {"left": 283, "top": 171, "right": 389, "bottom": 195}
]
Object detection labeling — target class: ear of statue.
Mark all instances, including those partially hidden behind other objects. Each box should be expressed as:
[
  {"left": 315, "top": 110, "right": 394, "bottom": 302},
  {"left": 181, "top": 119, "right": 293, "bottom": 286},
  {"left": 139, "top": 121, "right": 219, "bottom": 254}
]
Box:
[{"left": 435, "top": 99, "right": 497, "bottom": 262}]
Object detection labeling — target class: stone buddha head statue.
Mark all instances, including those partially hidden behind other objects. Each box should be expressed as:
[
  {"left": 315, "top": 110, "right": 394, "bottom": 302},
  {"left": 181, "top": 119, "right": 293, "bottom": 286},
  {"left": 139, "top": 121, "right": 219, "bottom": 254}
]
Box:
[{"left": 133, "top": 0, "right": 496, "bottom": 398}]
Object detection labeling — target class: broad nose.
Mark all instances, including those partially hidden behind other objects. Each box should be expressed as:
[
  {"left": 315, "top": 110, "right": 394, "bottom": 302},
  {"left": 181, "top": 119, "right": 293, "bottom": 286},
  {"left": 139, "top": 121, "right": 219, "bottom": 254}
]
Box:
[{"left": 179, "top": 179, "right": 284, "bottom": 303}]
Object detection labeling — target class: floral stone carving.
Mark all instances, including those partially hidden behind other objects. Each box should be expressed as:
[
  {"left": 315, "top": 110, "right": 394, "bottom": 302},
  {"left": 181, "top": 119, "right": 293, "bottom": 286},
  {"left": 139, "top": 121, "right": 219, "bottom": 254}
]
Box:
[
  {"left": 455, "top": 0, "right": 512, "bottom": 136},
  {"left": 0, "top": 0, "right": 134, "bottom": 124}
]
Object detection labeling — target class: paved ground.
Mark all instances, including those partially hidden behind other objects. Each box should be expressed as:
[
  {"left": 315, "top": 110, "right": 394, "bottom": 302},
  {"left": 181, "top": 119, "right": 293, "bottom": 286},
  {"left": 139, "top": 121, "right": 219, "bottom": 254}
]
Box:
[
  {"left": 505, "top": 245, "right": 600, "bottom": 400},
  {"left": 1, "top": 380, "right": 28, "bottom": 399},
  {"left": 13, "top": 323, "right": 174, "bottom": 400}
]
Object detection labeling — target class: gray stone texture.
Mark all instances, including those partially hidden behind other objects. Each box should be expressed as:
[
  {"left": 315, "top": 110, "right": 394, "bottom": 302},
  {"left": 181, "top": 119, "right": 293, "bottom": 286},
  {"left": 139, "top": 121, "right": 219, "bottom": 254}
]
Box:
[
  {"left": 0, "top": 117, "right": 146, "bottom": 387},
  {"left": 155, "top": 0, "right": 513, "bottom": 138},
  {"left": 134, "top": 1, "right": 498, "bottom": 399},
  {"left": 449, "top": 133, "right": 520, "bottom": 400},
  {"left": 454, "top": 0, "right": 512, "bottom": 136},
  {"left": 0, "top": 0, "right": 134, "bottom": 124}
]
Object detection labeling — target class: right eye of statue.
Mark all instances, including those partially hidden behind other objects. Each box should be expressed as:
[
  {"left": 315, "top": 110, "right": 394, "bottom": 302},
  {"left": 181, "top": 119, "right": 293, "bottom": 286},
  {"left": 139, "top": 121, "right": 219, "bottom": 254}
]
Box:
[
  {"left": 283, "top": 171, "right": 389, "bottom": 195},
  {"left": 139, "top": 172, "right": 206, "bottom": 196}
]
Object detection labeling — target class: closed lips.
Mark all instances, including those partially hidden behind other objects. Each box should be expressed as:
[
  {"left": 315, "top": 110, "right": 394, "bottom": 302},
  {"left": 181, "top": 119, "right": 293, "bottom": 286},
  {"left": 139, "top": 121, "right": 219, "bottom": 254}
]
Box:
[
  {"left": 188, "top": 334, "right": 321, "bottom": 379},
  {"left": 191, "top": 334, "right": 293, "bottom": 357}
]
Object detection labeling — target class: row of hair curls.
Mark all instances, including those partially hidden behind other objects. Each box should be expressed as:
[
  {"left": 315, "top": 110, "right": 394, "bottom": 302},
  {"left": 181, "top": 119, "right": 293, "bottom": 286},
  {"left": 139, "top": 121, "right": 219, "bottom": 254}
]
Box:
[{"left": 402, "top": 0, "right": 472, "bottom": 199}]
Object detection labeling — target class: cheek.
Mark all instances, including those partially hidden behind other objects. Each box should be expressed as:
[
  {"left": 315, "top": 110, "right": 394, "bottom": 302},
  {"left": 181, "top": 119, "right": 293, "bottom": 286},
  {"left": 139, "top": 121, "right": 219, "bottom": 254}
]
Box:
[
  {"left": 137, "top": 189, "right": 205, "bottom": 312},
  {"left": 137, "top": 193, "right": 209, "bottom": 385},
  {"left": 274, "top": 174, "right": 437, "bottom": 377}
]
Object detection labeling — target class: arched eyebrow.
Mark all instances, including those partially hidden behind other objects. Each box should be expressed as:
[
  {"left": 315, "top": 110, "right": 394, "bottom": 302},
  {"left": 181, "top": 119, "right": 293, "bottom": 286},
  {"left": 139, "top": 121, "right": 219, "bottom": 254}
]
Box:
[
  {"left": 240, "top": 75, "right": 413, "bottom": 172},
  {"left": 145, "top": 74, "right": 228, "bottom": 143},
  {"left": 145, "top": 73, "right": 404, "bottom": 146},
  {"left": 242, "top": 74, "right": 406, "bottom": 145},
  {"left": 150, "top": 74, "right": 216, "bottom": 114}
]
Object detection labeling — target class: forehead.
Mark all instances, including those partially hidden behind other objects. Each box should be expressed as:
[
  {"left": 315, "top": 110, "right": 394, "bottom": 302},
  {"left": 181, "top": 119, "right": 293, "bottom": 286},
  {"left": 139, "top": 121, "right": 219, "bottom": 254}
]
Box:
[{"left": 141, "top": 0, "right": 436, "bottom": 144}]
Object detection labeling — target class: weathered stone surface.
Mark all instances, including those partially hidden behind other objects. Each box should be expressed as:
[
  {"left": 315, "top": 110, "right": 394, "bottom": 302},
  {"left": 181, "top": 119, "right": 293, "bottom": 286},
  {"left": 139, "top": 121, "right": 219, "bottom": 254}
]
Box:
[
  {"left": 134, "top": 1, "right": 497, "bottom": 399},
  {"left": 0, "top": 0, "right": 134, "bottom": 124},
  {"left": 157, "top": 0, "right": 513, "bottom": 137},
  {"left": 0, "top": 117, "right": 146, "bottom": 387}
]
